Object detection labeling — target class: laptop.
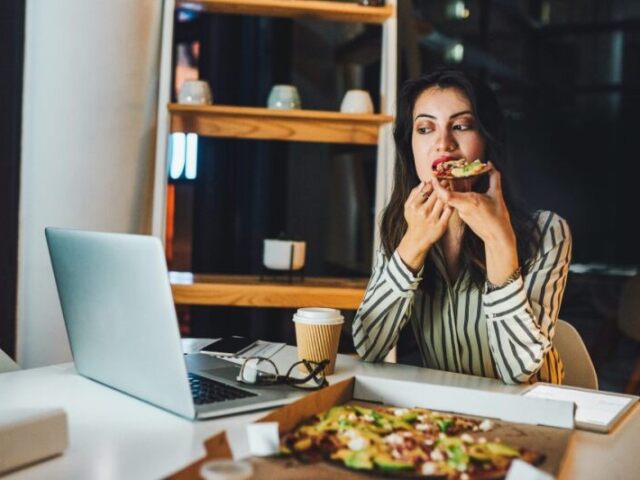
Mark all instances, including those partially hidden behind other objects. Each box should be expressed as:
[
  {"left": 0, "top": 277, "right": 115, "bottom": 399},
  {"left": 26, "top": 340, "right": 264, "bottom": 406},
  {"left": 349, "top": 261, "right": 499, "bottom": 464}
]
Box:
[{"left": 45, "top": 227, "right": 303, "bottom": 420}]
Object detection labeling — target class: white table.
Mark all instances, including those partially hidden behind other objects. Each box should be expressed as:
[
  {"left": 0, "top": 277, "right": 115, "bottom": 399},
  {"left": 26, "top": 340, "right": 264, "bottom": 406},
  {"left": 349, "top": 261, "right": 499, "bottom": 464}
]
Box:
[{"left": 1, "top": 347, "right": 638, "bottom": 479}]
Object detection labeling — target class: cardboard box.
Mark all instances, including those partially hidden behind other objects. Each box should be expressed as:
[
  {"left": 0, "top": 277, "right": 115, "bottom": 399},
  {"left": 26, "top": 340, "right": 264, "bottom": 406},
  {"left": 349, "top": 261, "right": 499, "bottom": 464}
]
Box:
[{"left": 171, "top": 376, "right": 575, "bottom": 479}]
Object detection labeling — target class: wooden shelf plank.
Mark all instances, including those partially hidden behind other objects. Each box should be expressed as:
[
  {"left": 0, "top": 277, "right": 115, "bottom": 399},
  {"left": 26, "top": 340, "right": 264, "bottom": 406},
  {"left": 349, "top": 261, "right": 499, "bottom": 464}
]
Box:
[
  {"left": 169, "top": 104, "right": 393, "bottom": 145},
  {"left": 170, "top": 272, "right": 367, "bottom": 309},
  {"left": 177, "top": 0, "right": 393, "bottom": 24}
]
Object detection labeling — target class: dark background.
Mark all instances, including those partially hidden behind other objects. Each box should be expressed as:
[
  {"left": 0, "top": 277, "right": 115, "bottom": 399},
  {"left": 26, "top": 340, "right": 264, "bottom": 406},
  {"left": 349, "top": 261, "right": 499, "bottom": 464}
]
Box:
[
  {"left": 2, "top": 1, "right": 637, "bottom": 392},
  {"left": 0, "top": 0, "right": 24, "bottom": 359},
  {"left": 168, "top": 1, "right": 640, "bottom": 392}
]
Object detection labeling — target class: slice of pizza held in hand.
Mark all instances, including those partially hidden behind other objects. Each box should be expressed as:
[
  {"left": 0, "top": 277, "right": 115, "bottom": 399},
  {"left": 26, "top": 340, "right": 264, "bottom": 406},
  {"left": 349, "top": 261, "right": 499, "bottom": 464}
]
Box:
[{"left": 433, "top": 158, "right": 492, "bottom": 180}]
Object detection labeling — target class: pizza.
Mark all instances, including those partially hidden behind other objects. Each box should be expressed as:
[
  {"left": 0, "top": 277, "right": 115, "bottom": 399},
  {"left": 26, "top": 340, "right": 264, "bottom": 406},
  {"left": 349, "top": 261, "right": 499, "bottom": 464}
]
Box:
[
  {"left": 279, "top": 404, "right": 544, "bottom": 479},
  {"left": 432, "top": 158, "right": 491, "bottom": 180}
]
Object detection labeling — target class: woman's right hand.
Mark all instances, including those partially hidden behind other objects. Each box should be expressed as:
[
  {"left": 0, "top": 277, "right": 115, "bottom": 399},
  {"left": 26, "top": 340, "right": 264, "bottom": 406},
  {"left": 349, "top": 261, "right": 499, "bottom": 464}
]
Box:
[{"left": 397, "top": 181, "right": 453, "bottom": 273}]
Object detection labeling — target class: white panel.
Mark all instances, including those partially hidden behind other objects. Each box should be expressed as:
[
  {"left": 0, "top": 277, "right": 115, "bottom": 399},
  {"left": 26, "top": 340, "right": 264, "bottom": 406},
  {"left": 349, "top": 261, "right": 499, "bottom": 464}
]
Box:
[
  {"left": 376, "top": 0, "right": 398, "bottom": 364},
  {"left": 373, "top": 0, "right": 398, "bottom": 254},
  {"left": 151, "top": 0, "right": 176, "bottom": 238},
  {"left": 19, "top": 0, "right": 164, "bottom": 367}
]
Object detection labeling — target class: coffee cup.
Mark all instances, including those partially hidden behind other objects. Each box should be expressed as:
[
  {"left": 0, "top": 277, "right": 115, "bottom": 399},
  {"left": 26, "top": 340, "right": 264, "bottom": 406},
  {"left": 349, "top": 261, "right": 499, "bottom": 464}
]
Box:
[
  {"left": 263, "top": 239, "right": 306, "bottom": 271},
  {"left": 293, "top": 307, "right": 344, "bottom": 375},
  {"left": 178, "top": 79, "right": 213, "bottom": 104},
  {"left": 267, "top": 85, "right": 301, "bottom": 110},
  {"left": 340, "top": 89, "right": 374, "bottom": 114}
]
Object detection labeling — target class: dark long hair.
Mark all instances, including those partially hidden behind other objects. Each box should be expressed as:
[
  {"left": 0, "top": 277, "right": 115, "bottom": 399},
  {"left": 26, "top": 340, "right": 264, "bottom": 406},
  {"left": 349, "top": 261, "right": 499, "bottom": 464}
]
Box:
[{"left": 380, "top": 68, "right": 539, "bottom": 290}]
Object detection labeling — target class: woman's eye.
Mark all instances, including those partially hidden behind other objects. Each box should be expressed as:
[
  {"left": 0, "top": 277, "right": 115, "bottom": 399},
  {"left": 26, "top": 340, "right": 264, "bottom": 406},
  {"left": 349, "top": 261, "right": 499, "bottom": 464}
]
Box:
[
  {"left": 416, "top": 126, "right": 432, "bottom": 134},
  {"left": 453, "top": 123, "right": 472, "bottom": 131}
]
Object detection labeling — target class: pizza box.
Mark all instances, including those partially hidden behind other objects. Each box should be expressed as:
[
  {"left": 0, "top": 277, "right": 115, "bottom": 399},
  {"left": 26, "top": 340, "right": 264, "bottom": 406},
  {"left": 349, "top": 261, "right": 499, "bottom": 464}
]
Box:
[{"left": 171, "top": 375, "right": 576, "bottom": 479}]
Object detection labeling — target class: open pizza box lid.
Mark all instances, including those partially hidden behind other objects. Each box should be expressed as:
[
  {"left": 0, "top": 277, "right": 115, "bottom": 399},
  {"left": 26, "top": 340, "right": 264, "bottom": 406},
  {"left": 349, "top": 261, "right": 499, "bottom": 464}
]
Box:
[{"left": 171, "top": 375, "right": 576, "bottom": 479}]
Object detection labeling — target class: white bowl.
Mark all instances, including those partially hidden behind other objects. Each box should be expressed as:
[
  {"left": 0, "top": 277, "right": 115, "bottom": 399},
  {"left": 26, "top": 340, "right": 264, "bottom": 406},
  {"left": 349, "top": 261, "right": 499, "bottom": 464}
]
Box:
[
  {"left": 340, "top": 89, "right": 374, "bottom": 114},
  {"left": 263, "top": 239, "right": 306, "bottom": 270},
  {"left": 178, "top": 80, "right": 212, "bottom": 104}
]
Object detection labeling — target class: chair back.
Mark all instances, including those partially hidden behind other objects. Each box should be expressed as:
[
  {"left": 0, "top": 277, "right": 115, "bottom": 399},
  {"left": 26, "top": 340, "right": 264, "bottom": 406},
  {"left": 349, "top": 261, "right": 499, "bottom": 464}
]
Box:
[
  {"left": 554, "top": 319, "right": 598, "bottom": 390},
  {"left": 618, "top": 276, "right": 640, "bottom": 343}
]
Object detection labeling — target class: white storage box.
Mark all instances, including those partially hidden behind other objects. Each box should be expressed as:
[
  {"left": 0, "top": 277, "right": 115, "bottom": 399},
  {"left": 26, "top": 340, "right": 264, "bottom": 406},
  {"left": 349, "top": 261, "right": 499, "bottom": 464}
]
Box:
[{"left": 0, "top": 408, "right": 68, "bottom": 475}]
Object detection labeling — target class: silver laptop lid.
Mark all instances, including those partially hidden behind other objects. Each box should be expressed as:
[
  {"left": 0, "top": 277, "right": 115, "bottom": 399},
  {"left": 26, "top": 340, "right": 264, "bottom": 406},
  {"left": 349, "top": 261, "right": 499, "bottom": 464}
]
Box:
[{"left": 45, "top": 228, "right": 195, "bottom": 419}]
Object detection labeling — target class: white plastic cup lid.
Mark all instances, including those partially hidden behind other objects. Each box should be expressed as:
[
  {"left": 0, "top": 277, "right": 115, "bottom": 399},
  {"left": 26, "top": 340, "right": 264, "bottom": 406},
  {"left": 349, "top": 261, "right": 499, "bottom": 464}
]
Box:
[
  {"left": 199, "top": 459, "right": 253, "bottom": 480},
  {"left": 293, "top": 307, "right": 344, "bottom": 324}
]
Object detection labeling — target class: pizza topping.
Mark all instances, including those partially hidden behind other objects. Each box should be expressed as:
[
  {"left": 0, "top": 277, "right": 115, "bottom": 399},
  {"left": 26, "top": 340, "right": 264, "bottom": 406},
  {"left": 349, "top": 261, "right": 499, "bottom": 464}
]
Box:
[
  {"left": 422, "top": 461, "right": 438, "bottom": 475},
  {"left": 485, "top": 442, "right": 519, "bottom": 457},
  {"left": 479, "top": 419, "right": 494, "bottom": 432},
  {"left": 460, "top": 433, "right": 474, "bottom": 444},
  {"left": 451, "top": 159, "right": 485, "bottom": 177},
  {"left": 433, "top": 158, "right": 490, "bottom": 179},
  {"left": 447, "top": 444, "right": 470, "bottom": 471},
  {"left": 292, "top": 437, "right": 313, "bottom": 451},
  {"left": 342, "top": 428, "right": 357, "bottom": 438},
  {"left": 430, "top": 448, "right": 444, "bottom": 461},
  {"left": 436, "top": 417, "right": 455, "bottom": 432},
  {"left": 373, "top": 454, "right": 414, "bottom": 471},
  {"left": 383, "top": 433, "right": 404, "bottom": 445},
  {"left": 280, "top": 404, "right": 543, "bottom": 479},
  {"left": 347, "top": 435, "right": 369, "bottom": 451},
  {"left": 347, "top": 437, "right": 368, "bottom": 451},
  {"left": 344, "top": 450, "right": 373, "bottom": 470}
]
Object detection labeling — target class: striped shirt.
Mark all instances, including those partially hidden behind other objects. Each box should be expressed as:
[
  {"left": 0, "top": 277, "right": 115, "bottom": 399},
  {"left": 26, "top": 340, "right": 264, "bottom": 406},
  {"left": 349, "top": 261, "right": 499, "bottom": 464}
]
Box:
[{"left": 352, "top": 211, "right": 571, "bottom": 385}]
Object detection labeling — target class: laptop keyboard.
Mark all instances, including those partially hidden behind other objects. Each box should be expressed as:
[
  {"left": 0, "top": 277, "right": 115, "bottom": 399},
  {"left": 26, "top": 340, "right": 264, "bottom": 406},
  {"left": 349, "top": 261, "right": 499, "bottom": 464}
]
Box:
[{"left": 188, "top": 373, "right": 257, "bottom": 405}]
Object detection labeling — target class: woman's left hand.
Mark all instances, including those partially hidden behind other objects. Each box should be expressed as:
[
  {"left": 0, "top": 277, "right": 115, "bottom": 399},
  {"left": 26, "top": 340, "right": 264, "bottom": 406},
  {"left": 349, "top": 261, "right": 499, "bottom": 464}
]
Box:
[{"left": 431, "top": 163, "right": 515, "bottom": 247}]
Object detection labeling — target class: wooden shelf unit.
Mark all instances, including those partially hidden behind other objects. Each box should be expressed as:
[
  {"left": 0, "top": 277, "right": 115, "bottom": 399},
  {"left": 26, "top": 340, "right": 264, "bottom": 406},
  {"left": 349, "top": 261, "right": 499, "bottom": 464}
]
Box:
[
  {"left": 152, "top": 1, "right": 398, "bottom": 309},
  {"left": 176, "top": 0, "right": 393, "bottom": 24},
  {"left": 170, "top": 272, "right": 368, "bottom": 309},
  {"left": 169, "top": 104, "right": 393, "bottom": 145}
]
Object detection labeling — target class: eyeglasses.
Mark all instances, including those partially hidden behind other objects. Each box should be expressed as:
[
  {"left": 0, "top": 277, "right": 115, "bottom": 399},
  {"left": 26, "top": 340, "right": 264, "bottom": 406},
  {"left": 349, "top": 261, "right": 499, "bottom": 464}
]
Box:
[{"left": 236, "top": 356, "right": 329, "bottom": 391}]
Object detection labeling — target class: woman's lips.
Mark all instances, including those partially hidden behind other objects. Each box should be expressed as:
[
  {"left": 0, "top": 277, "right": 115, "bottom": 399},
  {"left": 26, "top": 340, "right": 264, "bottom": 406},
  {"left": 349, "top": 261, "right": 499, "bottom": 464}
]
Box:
[{"left": 431, "top": 156, "right": 459, "bottom": 170}]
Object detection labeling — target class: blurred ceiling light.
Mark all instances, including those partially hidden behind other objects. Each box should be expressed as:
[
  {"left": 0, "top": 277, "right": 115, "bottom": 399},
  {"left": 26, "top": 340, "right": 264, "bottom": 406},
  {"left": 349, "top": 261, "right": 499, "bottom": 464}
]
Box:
[
  {"left": 445, "top": 43, "right": 465, "bottom": 63},
  {"left": 447, "top": 1, "right": 470, "bottom": 19}
]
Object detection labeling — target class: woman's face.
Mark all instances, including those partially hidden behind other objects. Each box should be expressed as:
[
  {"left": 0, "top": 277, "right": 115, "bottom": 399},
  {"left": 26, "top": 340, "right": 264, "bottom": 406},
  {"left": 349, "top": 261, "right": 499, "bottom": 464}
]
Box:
[{"left": 411, "top": 87, "right": 486, "bottom": 183}]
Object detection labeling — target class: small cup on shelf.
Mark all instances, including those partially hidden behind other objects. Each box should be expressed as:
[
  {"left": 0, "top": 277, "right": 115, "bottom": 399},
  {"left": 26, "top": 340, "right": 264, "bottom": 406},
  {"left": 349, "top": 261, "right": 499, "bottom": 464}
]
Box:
[
  {"left": 177, "top": 79, "right": 213, "bottom": 105},
  {"left": 340, "top": 89, "right": 374, "bottom": 114},
  {"left": 267, "top": 85, "right": 302, "bottom": 110}
]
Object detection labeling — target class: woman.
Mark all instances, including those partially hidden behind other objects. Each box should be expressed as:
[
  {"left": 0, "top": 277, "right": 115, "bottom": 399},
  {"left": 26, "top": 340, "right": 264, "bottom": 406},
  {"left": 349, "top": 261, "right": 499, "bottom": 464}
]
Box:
[{"left": 352, "top": 68, "right": 571, "bottom": 384}]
